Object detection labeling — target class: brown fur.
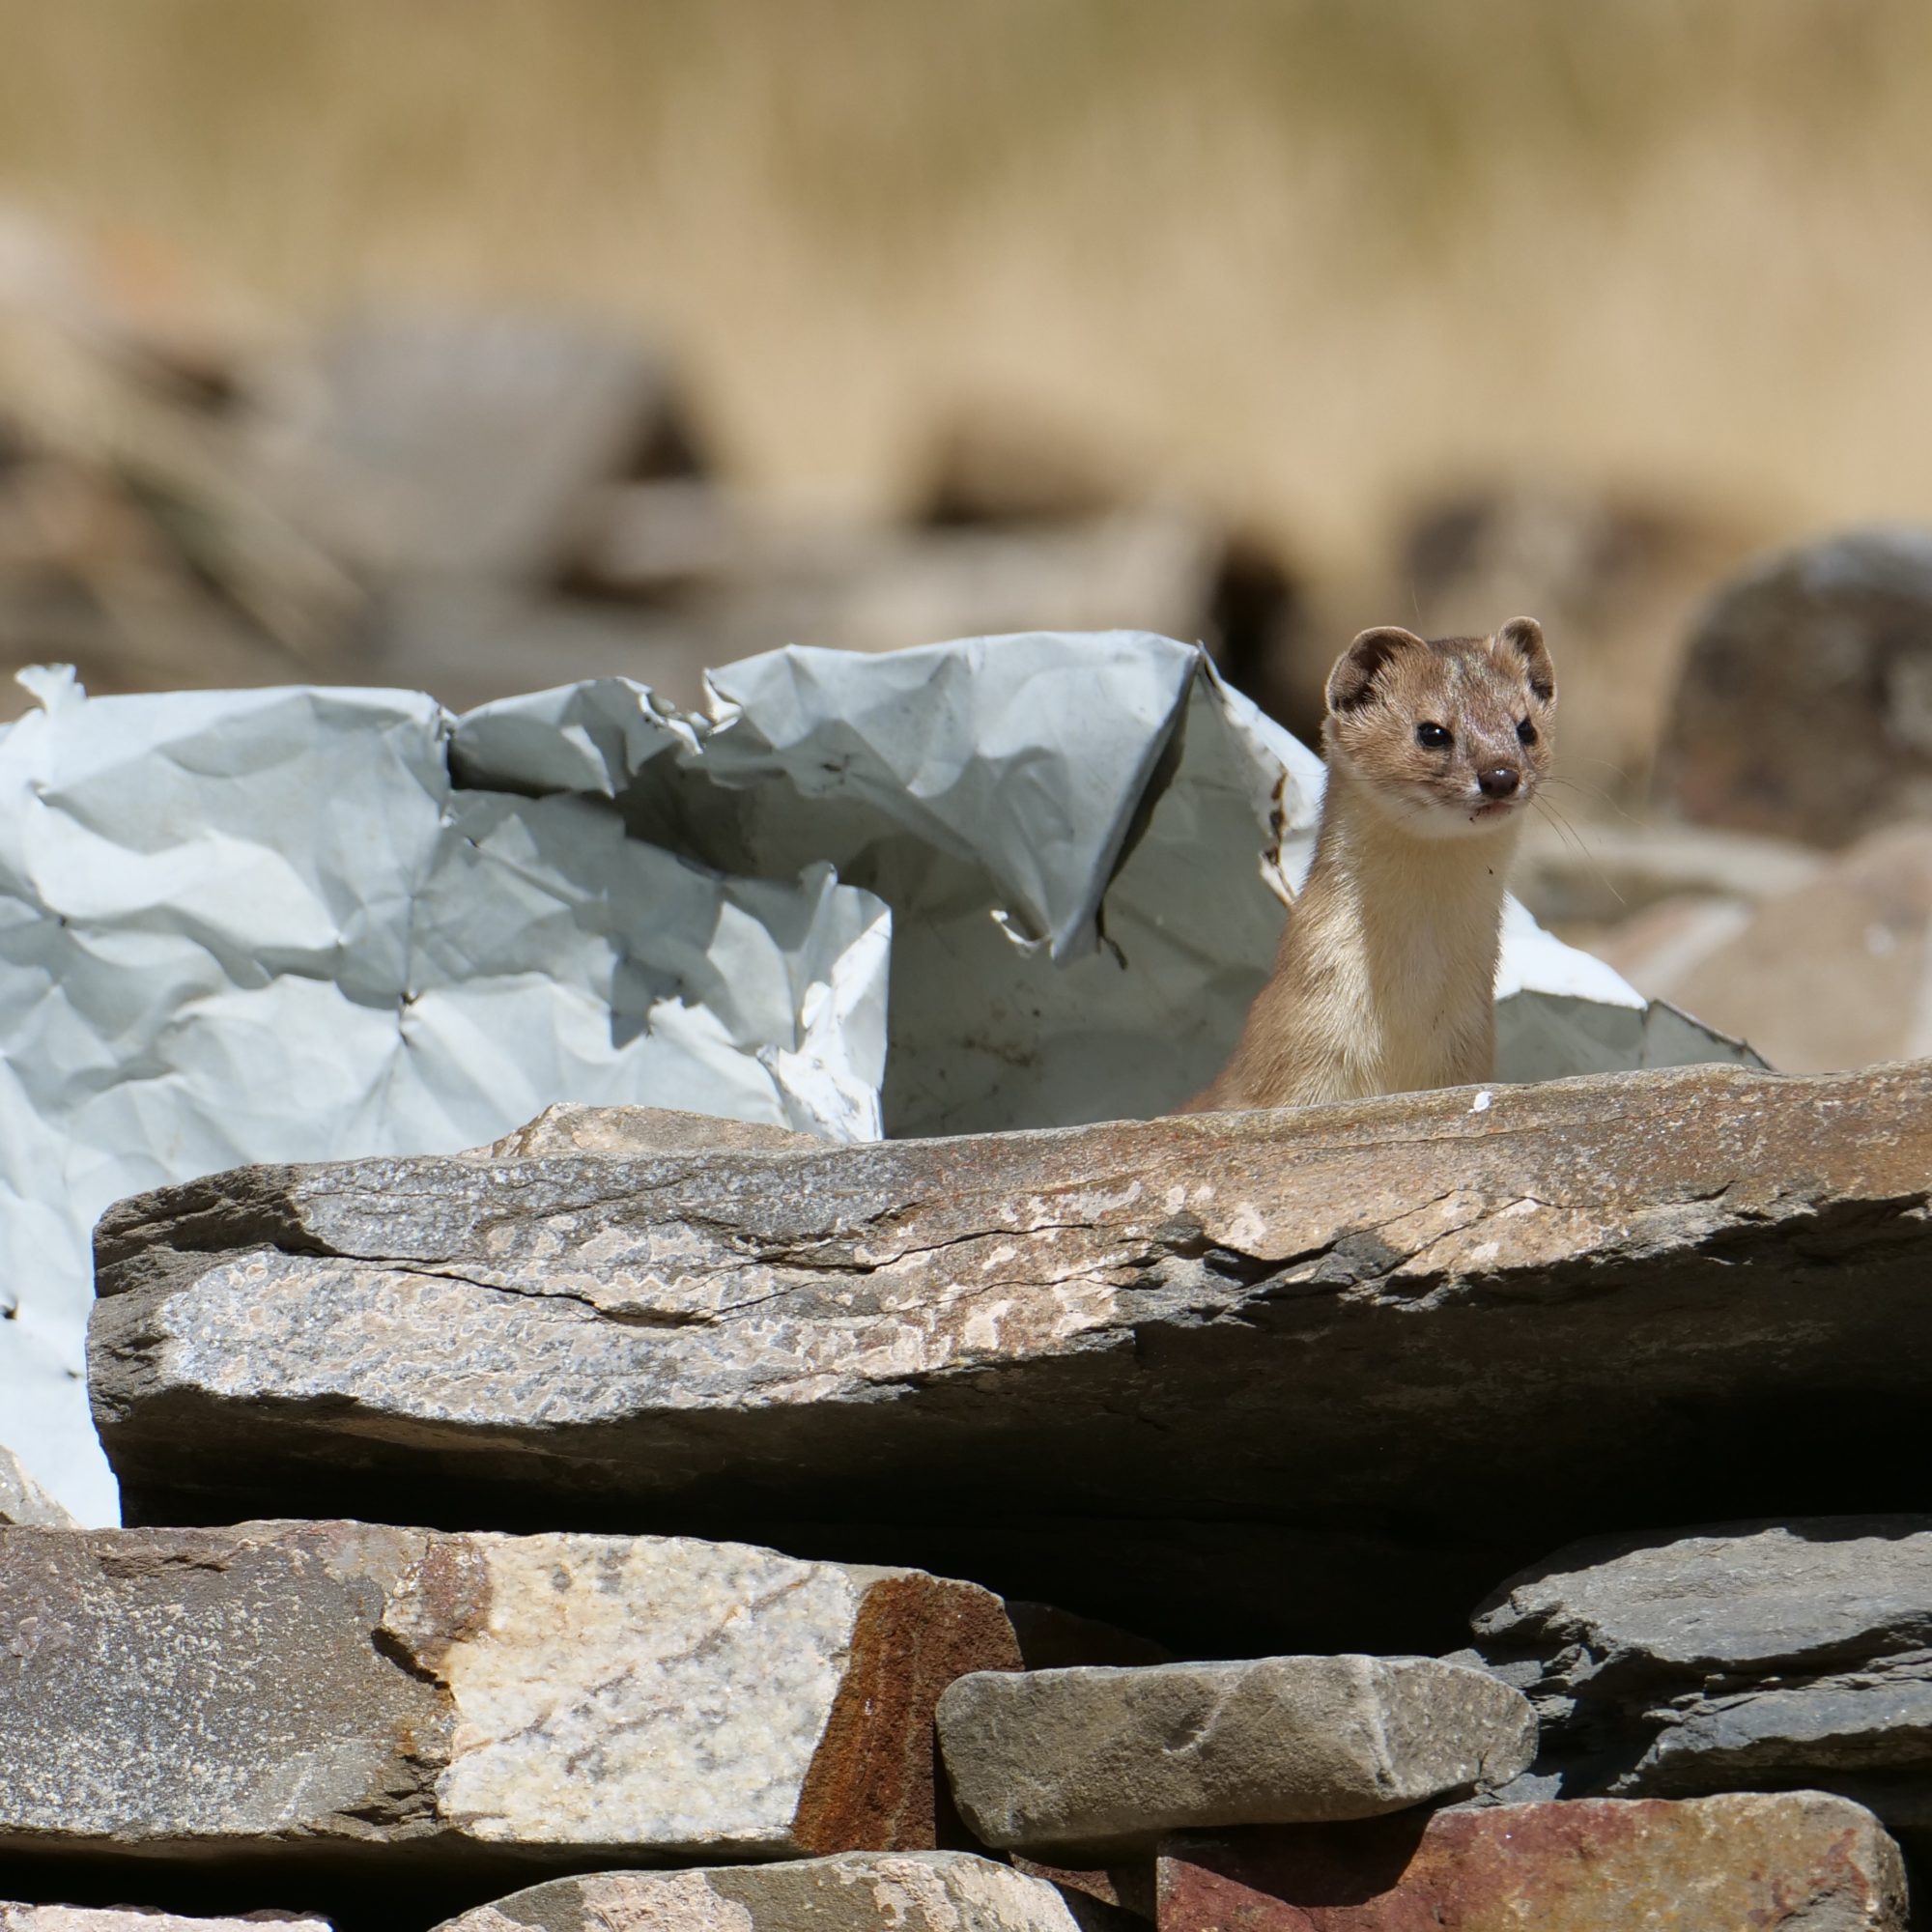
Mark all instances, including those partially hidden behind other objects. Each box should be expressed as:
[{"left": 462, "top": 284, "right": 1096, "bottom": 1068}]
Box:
[{"left": 1184, "top": 616, "right": 1556, "bottom": 1113}]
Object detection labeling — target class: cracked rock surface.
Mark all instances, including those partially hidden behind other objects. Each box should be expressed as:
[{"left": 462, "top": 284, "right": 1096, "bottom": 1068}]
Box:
[
  {"left": 87, "top": 1063, "right": 1932, "bottom": 1648},
  {"left": 1463, "top": 1516, "right": 1932, "bottom": 1836},
  {"left": 935, "top": 1656, "right": 1536, "bottom": 1860},
  {"left": 430, "top": 1853, "right": 1090, "bottom": 1931},
  {"left": 1156, "top": 1791, "right": 1909, "bottom": 1931},
  {"left": 0, "top": 1521, "right": 1015, "bottom": 1864},
  {"left": 0, "top": 1915, "right": 330, "bottom": 1930}
]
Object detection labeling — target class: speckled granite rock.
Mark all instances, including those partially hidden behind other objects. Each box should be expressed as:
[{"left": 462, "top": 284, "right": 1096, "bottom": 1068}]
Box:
[
  {"left": 0, "top": 1445, "right": 76, "bottom": 1528},
  {"left": 1464, "top": 1517, "right": 1932, "bottom": 1835},
  {"left": 0, "top": 1521, "right": 1016, "bottom": 1865},
  {"left": 937, "top": 1657, "right": 1535, "bottom": 1861},
  {"left": 88, "top": 1066, "right": 1932, "bottom": 1664},
  {"left": 432, "top": 1854, "right": 1093, "bottom": 1931},
  {"left": 1156, "top": 1793, "right": 1908, "bottom": 1930},
  {"left": 0, "top": 1913, "right": 327, "bottom": 1930}
]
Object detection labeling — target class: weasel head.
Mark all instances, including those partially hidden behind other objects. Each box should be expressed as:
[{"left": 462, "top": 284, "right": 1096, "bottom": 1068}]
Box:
[{"left": 1320, "top": 616, "right": 1556, "bottom": 841}]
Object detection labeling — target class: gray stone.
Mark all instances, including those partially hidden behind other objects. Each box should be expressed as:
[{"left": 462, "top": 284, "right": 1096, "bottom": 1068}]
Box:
[
  {"left": 1630, "top": 1673, "right": 1932, "bottom": 1791},
  {"left": 1469, "top": 1517, "right": 1932, "bottom": 1834},
  {"left": 433, "top": 1854, "right": 1091, "bottom": 1931},
  {"left": 936, "top": 1656, "right": 1536, "bottom": 1860},
  {"left": 0, "top": 1444, "right": 77, "bottom": 1527},
  {"left": 86, "top": 1064, "right": 1932, "bottom": 1658},
  {"left": 1656, "top": 823, "right": 1932, "bottom": 1074},
  {"left": 0, "top": 1521, "right": 1017, "bottom": 1866},
  {"left": 1474, "top": 1517, "right": 1932, "bottom": 1684}
]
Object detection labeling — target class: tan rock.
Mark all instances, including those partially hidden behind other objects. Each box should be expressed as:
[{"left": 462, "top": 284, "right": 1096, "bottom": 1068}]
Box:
[
  {"left": 1569, "top": 891, "right": 1753, "bottom": 996},
  {"left": 1156, "top": 1792, "right": 1907, "bottom": 1930},
  {"left": 0, "top": 1522, "right": 1015, "bottom": 1866},
  {"left": 433, "top": 1854, "right": 1089, "bottom": 1931},
  {"left": 1511, "top": 816, "right": 1823, "bottom": 929},
  {"left": 466, "top": 1100, "right": 822, "bottom": 1160},
  {"left": 1657, "top": 822, "right": 1932, "bottom": 1073}
]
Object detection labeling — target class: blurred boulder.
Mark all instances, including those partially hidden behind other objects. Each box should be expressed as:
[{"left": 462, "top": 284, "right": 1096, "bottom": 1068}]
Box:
[
  {"left": 576, "top": 485, "right": 1271, "bottom": 669},
  {"left": 266, "top": 309, "right": 706, "bottom": 581},
  {"left": 1296, "top": 479, "right": 1751, "bottom": 800},
  {"left": 907, "top": 412, "right": 1301, "bottom": 706},
  {"left": 1657, "top": 526, "right": 1932, "bottom": 845},
  {"left": 0, "top": 209, "right": 357, "bottom": 709},
  {"left": 914, "top": 414, "right": 1136, "bottom": 528},
  {"left": 1510, "top": 818, "right": 1823, "bottom": 930},
  {"left": 739, "top": 507, "right": 1244, "bottom": 660},
  {"left": 1574, "top": 892, "right": 1756, "bottom": 1002},
  {"left": 357, "top": 575, "right": 722, "bottom": 714},
  {"left": 1578, "top": 821, "right": 1932, "bottom": 1074}
]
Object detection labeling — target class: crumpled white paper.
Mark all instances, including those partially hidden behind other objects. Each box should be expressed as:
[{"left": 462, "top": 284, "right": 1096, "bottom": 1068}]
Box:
[{"left": 0, "top": 633, "right": 1755, "bottom": 1522}]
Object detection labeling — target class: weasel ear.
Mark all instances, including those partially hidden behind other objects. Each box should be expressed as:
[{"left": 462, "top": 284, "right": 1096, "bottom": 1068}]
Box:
[
  {"left": 1327, "top": 626, "right": 1426, "bottom": 714},
  {"left": 1495, "top": 615, "right": 1555, "bottom": 704}
]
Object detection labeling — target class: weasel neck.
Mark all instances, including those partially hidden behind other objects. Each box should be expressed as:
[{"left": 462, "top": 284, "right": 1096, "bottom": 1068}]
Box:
[{"left": 1300, "top": 756, "right": 1520, "bottom": 966}]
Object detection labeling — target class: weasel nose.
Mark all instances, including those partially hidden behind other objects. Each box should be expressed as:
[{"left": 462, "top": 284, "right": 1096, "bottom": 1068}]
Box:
[{"left": 1478, "top": 764, "right": 1521, "bottom": 799}]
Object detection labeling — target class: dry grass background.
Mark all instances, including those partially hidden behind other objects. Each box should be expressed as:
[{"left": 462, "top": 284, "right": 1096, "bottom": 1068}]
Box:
[
  {"left": 0, "top": 0, "right": 1924, "bottom": 603},
  {"left": 3, "top": 0, "right": 1932, "bottom": 577}
]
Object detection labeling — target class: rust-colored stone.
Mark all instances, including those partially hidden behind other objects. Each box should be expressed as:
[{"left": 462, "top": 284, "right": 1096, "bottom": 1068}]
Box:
[
  {"left": 1155, "top": 1794, "right": 1908, "bottom": 1930},
  {"left": 795, "top": 1571, "right": 1022, "bottom": 1854}
]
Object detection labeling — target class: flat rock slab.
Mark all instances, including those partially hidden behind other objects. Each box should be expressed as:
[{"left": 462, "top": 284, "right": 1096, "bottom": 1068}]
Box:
[
  {"left": 1156, "top": 1792, "right": 1908, "bottom": 1931},
  {"left": 1, "top": 1914, "right": 327, "bottom": 1931},
  {"left": 0, "top": 1522, "right": 1015, "bottom": 1867},
  {"left": 1474, "top": 1515, "right": 1932, "bottom": 1683},
  {"left": 434, "top": 1853, "right": 1091, "bottom": 1931},
  {"left": 1468, "top": 1516, "right": 1932, "bottom": 1830},
  {"left": 938, "top": 1657, "right": 1534, "bottom": 1861},
  {"left": 90, "top": 1065, "right": 1932, "bottom": 1648}
]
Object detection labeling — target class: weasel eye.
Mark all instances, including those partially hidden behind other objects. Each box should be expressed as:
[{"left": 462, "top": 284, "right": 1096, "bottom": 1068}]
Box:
[
  {"left": 1516, "top": 718, "right": 1538, "bottom": 746},
  {"left": 1416, "top": 722, "right": 1452, "bottom": 749}
]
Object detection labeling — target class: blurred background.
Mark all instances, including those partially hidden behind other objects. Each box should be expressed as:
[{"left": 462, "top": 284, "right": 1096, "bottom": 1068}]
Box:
[{"left": 3, "top": 0, "right": 1931, "bottom": 1073}]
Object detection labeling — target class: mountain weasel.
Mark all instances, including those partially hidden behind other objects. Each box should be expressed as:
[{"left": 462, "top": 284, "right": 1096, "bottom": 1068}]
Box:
[{"left": 1184, "top": 616, "right": 1555, "bottom": 1112}]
